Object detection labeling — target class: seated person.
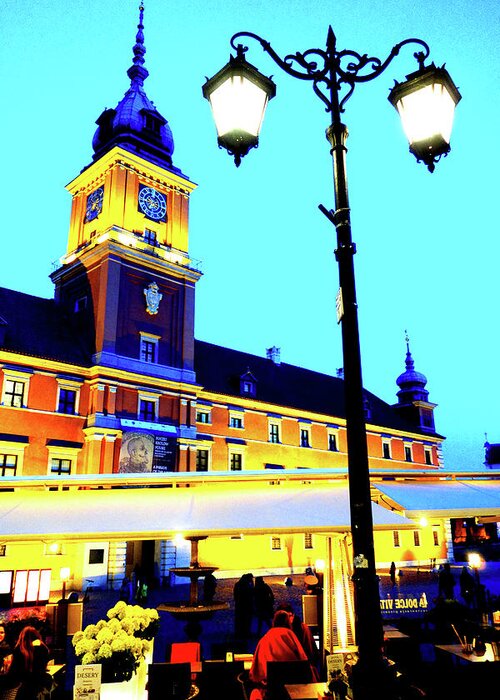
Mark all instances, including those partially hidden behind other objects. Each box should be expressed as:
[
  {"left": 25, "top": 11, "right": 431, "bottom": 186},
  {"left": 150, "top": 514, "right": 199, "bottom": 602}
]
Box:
[
  {"left": 2, "top": 626, "right": 51, "bottom": 700},
  {"left": 0, "top": 624, "right": 13, "bottom": 675},
  {"left": 249, "top": 611, "right": 309, "bottom": 700},
  {"left": 275, "top": 603, "right": 319, "bottom": 671}
]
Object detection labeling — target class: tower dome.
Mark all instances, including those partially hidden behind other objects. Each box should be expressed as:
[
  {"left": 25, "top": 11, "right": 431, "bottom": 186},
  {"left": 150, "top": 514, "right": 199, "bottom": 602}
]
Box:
[
  {"left": 91, "top": 4, "right": 177, "bottom": 172},
  {"left": 396, "top": 334, "right": 429, "bottom": 405}
]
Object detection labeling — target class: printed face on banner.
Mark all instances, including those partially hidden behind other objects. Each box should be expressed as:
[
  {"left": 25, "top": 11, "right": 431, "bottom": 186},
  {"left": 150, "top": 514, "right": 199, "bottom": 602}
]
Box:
[{"left": 119, "top": 432, "right": 154, "bottom": 473}]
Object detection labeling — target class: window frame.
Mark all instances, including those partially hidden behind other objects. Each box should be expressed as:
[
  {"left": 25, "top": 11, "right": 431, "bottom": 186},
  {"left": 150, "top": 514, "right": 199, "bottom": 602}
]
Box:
[
  {"left": 300, "top": 426, "right": 311, "bottom": 448},
  {"left": 268, "top": 421, "right": 281, "bottom": 444},
  {"left": 382, "top": 440, "right": 391, "bottom": 459},
  {"left": 229, "top": 411, "right": 244, "bottom": 430},
  {"left": 229, "top": 450, "right": 243, "bottom": 471},
  {"left": 393, "top": 531, "right": 400, "bottom": 547},
  {"left": 0, "top": 453, "right": 18, "bottom": 477},
  {"left": 196, "top": 408, "right": 211, "bottom": 424},
  {"left": 1, "top": 369, "right": 32, "bottom": 409},
  {"left": 139, "top": 333, "right": 160, "bottom": 364},
  {"left": 137, "top": 392, "right": 160, "bottom": 423},
  {"left": 328, "top": 431, "right": 338, "bottom": 452},
  {"left": 424, "top": 447, "right": 433, "bottom": 466},
  {"left": 196, "top": 448, "right": 210, "bottom": 472},
  {"left": 271, "top": 536, "right": 282, "bottom": 551},
  {"left": 413, "top": 530, "right": 421, "bottom": 547},
  {"left": 404, "top": 444, "right": 413, "bottom": 463}
]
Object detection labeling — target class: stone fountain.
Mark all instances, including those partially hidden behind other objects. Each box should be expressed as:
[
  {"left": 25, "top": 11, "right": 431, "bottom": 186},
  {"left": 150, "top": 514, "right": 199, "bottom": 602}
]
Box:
[{"left": 157, "top": 536, "right": 229, "bottom": 621}]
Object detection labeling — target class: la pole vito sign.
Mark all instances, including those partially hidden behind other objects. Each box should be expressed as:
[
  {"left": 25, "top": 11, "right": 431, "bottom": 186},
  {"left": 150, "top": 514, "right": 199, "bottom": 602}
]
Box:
[{"left": 380, "top": 592, "right": 428, "bottom": 615}]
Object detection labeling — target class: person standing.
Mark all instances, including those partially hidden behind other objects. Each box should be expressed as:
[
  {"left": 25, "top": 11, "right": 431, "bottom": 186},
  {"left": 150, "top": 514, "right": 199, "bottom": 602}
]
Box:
[
  {"left": 233, "top": 573, "right": 254, "bottom": 641},
  {"left": 254, "top": 577, "right": 274, "bottom": 635},
  {"left": 438, "top": 562, "right": 456, "bottom": 600}
]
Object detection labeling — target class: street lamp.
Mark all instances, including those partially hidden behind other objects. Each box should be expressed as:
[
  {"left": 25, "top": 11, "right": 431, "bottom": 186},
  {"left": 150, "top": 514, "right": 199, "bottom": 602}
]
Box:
[{"left": 203, "top": 28, "right": 460, "bottom": 700}]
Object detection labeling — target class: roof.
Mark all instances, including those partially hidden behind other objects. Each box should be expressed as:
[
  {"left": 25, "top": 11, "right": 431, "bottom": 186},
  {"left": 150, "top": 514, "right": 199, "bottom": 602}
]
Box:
[
  {"left": 375, "top": 480, "right": 500, "bottom": 519},
  {"left": 0, "top": 482, "right": 414, "bottom": 542},
  {"left": 194, "top": 339, "right": 440, "bottom": 437},
  {"left": 0, "top": 288, "right": 92, "bottom": 366}
]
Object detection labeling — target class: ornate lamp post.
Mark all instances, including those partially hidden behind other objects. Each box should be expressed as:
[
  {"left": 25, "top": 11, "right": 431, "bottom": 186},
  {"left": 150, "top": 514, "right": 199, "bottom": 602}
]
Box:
[{"left": 203, "top": 29, "right": 460, "bottom": 699}]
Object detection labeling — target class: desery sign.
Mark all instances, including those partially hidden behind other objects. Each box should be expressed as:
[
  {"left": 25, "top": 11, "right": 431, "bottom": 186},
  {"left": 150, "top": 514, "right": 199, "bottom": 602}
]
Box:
[{"left": 380, "top": 592, "right": 428, "bottom": 614}]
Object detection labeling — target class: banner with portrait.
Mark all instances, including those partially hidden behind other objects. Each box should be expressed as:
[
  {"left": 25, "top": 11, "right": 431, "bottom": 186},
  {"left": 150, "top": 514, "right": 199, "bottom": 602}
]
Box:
[{"left": 119, "top": 432, "right": 177, "bottom": 473}]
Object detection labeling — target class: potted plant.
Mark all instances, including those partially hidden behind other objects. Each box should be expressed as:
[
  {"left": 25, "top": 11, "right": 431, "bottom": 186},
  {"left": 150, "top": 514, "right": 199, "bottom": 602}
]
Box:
[{"left": 72, "top": 603, "right": 160, "bottom": 700}]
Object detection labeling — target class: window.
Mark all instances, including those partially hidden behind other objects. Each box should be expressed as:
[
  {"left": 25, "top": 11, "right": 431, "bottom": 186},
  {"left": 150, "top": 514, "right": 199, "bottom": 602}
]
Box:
[
  {"left": 424, "top": 448, "right": 433, "bottom": 466},
  {"left": 50, "top": 458, "right": 72, "bottom": 476},
  {"left": 433, "top": 530, "right": 439, "bottom": 546},
  {"left": 269, "top": 423, "right": 280, "bottom": 444},
  {"left": 144, "top": 228, "right": 157, "bottom": 246},
  {"left": 304, "top": 533, "right": 313, "bottom": 550},
  {"left": 413, "top": 531, "right": 421, "bottom": 547},
  {"left": 300, "top": 428, "right": 310, "bottom": 448},
  {"left": 0, "top": 545, "right": 6, "bottom": 557},
  {"left": 229, "top": 412, "right": 244, "bottom": 429},
  {"left": 196, "top": 449, "right": 209, "bottom": 472},
  {"left": 393, "top": 531, "right": 400, "bottom": 547},
  {"left": 140, "top": 333, "right": 160, "bottom": 364},
  {"left": 0, "top": 454, "right": 17, "bottom": 477},
  {"left": 74, "top": 296, "right": 87, "bottom": 313},
  {"left": 139, "top": 399, "right": 156, "bottom": 422},
  {"left": 57, "top": 388, "right": 77, "bottom": 415},
  {"left": 229, "top": 452, "right": 243, "bottom": 471},
  {"left": 382, "top": 441, "right": 391, "bottom": 459},
  {"left": 405, "top": 445, "right": 413, "bottom": 463},
  {"left": 89, "top": 549, "right": 105, "bottom": 565},
  {"left": 239, "top": 372, "right": 257, "bottom": 397},
  {"left": 3, "top": 380, "right": 25, "bottom": 408},
  {"left": 196, "top": 409, "right": 211, "bottom": 424},
  {"left": 328, "top": 433, "right": 338, "bottom": 452},
  {"left": 1, "top": 369, "right": 31, "bottom": 408},
  {"left": 271, "top": 537, "right": 282, "bottom": 551},
  {"left": 141, "top": 340, "right": 156, "bottom": 363}
]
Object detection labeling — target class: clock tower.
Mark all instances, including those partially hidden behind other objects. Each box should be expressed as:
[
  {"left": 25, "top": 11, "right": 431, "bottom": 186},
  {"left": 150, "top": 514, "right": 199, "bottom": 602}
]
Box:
[
  {"left": 52, "top": 5, "right": 199, "bottom": 379},
  {"left": 50, "top": 5, "right": 201, "bottom": 472}
]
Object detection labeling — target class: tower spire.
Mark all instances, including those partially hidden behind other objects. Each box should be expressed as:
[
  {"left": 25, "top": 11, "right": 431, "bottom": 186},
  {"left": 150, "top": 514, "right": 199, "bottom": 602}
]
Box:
[
  {"left": 127, "top": 3, "right": 149, "bottom": 87},
  {"left": 404, "top": 329, "right": 415, "bottom": 372}
]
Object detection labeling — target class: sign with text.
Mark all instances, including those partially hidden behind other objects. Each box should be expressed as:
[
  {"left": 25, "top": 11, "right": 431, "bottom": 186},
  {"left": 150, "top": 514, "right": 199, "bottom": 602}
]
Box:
[
  {"left": 73, "top": 664, "right": 101, "bottom": 700},
  {"left": 152, "top": 435, "right": 177, "bottom": 472},
  {"left": 119, "top": 432, "right": 177, "bottom": 473},
  {"left": 380, "top": 592, "right": 428, "bottom": 616}
]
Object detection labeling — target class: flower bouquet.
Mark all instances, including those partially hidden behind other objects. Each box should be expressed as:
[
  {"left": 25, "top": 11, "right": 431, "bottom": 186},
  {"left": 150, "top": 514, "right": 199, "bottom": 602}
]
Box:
[{"left": 72, "top": 603, "right": 159, "bottom": 683}]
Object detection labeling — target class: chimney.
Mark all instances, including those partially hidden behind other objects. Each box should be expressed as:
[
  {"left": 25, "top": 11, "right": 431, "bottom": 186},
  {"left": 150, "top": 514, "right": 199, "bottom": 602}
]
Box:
[{"left": 266, "top": 346, "right": 281, "bottom": 365}]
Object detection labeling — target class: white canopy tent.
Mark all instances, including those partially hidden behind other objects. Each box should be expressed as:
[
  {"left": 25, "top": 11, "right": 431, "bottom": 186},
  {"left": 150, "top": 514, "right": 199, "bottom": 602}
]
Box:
[
  {"left": 0, "top": 481, "right": 414, "bottom": 541},
  {"left": 375, "top": 480, "right": 500, "bottom": 520}
]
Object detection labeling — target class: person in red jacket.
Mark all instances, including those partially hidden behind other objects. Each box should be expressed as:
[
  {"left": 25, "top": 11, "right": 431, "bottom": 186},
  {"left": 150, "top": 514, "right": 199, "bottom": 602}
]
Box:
[{"left": 249, "top": 611, "right": 310, "bottom": 700}]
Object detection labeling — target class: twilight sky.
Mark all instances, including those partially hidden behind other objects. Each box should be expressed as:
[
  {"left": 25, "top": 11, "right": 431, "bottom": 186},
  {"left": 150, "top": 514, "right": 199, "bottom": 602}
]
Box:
[{"left": 1, "top": 0, "right": 499, "bottom": 470}]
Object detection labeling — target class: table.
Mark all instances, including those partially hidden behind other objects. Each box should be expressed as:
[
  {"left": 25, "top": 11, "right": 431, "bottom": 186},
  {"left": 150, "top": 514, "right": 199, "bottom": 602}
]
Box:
[
  {"left": 383, "top": 625, "right": 409, "bottom": 640},
  {"left": 285, "top": 682, "right": 329, "bottom": 700},
  {"left": 435, "top": 643, "right": 497, "bottom": 663}
]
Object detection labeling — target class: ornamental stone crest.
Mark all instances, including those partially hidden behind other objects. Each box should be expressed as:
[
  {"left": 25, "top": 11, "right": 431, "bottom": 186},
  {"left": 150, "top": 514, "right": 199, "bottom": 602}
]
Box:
[{"left": 144, "top": 281, "right": 163, "bottom": 315}]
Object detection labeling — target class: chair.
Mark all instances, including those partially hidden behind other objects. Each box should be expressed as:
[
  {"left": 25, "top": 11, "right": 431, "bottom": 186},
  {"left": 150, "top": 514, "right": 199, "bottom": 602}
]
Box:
[
  {"left": 170, "top": 642, "right": 201, "bottom": 664},
  {"left": 201, "top": 660, "right": 244, "bottom": 699},
  {"left": 148, "top": 662, "right": 193, "bottom": 700},
  {"left": 266, "top": 660, "right": 314, "bottom": 700},
  {"left": 0, "top": 686, "right": 21, "bottom": 700},
  {"left": 170, "top": 642, "right": 201, "bottom": 681}
]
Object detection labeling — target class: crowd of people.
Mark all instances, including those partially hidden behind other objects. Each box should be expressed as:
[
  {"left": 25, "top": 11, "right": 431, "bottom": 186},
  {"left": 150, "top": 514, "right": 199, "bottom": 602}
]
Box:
[{"left": 0, "top": 624, "right": 52, "bottom": 700}]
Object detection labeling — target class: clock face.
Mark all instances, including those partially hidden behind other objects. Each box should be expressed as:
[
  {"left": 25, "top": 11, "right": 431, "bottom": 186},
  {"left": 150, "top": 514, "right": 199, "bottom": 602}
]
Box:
[
  {"left": 138, "top": 185, "right": 167, "bottom": 221},
  {"left": 85, "top": 186, "right": 104, "bottom": 223}
]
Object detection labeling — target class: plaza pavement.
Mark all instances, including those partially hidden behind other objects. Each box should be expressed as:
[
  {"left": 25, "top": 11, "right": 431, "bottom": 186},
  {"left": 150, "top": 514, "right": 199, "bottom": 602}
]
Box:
[{"left": 61, "top": 562, "right": 500, "bottom": 696}]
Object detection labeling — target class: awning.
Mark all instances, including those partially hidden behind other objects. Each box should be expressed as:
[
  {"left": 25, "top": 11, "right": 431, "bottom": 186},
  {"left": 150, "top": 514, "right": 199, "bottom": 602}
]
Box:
[
  {"left": 0, "top": 482, "right": 414, "bottom": 542},
  {"left": 375, "top": 480, "right": 500, "bottom": 520}
]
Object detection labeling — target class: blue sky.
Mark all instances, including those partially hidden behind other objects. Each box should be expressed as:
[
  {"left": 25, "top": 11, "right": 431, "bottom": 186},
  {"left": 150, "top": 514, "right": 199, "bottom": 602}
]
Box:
[{"left": 1, "top": 0, "right": 499, "bottom": 470}]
